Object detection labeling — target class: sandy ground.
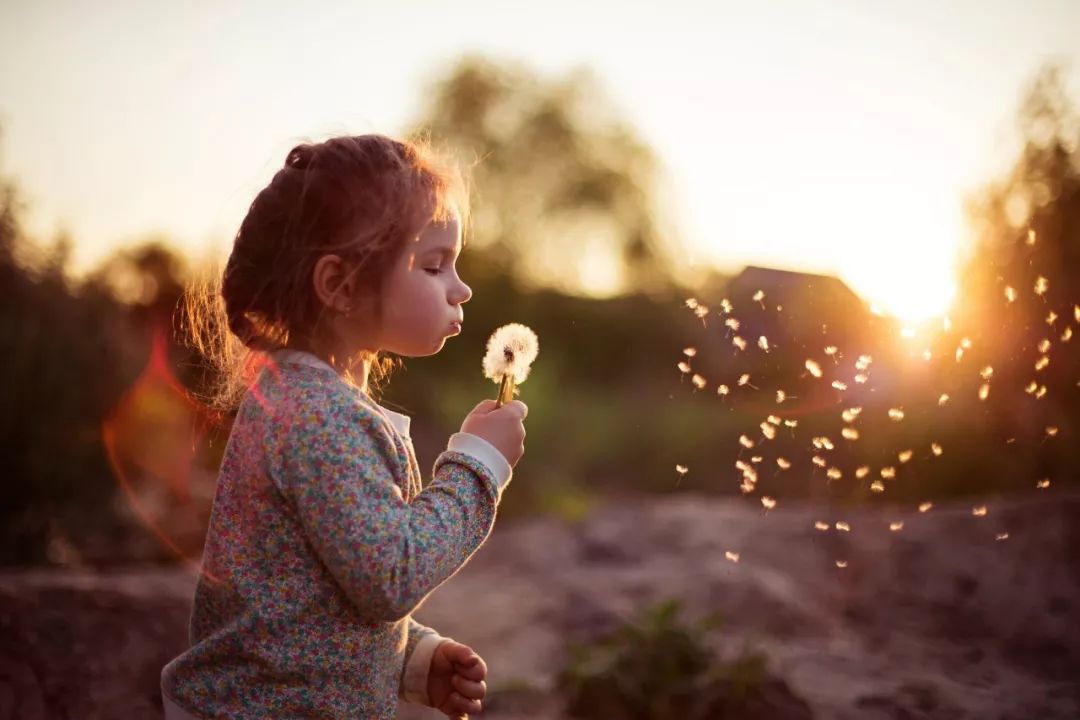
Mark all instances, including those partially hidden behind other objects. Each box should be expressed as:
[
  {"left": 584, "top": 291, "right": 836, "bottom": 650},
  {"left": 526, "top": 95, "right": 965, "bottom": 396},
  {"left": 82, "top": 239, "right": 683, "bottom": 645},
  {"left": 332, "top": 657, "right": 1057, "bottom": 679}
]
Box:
[{"left": 2, "top": 492, "right": 1078, "bottom": 719}]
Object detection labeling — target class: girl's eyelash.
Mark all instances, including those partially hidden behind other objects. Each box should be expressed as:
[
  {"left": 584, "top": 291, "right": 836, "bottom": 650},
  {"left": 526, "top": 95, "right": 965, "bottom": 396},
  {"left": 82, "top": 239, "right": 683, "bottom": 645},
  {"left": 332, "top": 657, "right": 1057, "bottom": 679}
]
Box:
[{"left": 424, "top": 268, "right": 442, "bottom": 275}]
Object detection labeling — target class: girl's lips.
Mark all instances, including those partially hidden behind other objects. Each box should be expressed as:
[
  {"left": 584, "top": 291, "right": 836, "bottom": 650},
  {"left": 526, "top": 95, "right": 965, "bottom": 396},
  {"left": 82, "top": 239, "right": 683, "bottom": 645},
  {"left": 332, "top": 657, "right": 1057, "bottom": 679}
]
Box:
[{"left": 449, "top": 321, "right": 462, "bottom": 334}]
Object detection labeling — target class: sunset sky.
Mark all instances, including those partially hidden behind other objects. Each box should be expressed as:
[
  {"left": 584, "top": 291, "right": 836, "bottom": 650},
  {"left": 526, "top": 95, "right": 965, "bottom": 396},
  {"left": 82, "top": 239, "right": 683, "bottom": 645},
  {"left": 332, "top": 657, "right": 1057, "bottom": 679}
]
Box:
[{"left": 2, "top": 0, "right": 1079, "bottom": 322}]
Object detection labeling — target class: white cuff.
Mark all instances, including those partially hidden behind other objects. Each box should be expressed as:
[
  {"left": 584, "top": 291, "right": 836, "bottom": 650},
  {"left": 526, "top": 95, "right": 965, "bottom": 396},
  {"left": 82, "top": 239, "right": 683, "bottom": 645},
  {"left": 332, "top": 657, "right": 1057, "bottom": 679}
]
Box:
[
  {"left": 402, "top": 633, "right": 448, "bottom": 705},
  {"left": 447, "top": 432, "right": 513, "bottom": 491}
]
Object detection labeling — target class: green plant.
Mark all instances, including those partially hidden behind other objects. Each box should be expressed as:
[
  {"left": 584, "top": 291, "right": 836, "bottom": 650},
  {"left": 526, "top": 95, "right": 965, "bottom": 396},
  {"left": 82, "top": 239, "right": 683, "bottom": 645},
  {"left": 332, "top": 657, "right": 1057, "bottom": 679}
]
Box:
[{"left": 556, "top": 598, "right": 776, "bottom": 720}]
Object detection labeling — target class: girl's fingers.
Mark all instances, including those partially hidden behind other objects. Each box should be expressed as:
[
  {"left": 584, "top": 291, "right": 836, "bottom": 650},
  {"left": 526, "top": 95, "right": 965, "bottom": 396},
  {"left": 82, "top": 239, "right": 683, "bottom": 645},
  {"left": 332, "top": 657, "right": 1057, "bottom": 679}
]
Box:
[
  {"left": 451, "top": 674, "right": 487, "bottom": 700},
  {"left": 450, "top": 691, "right": 482, "bottom": 715}
]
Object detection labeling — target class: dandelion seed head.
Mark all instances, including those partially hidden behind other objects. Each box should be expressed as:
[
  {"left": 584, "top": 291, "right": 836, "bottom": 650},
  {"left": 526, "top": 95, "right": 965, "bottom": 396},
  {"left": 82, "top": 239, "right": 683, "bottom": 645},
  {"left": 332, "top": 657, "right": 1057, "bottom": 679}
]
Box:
[
  {"left": 725, "top": 317, "right": 740, "bottom": 331},
  {"left": 812, "top": 455, "right": 827, "bottom": 468},
  {"left": 980, "top": 366, "right": 994, "bottom": 380},
  {"left": 855, "top": 373, "right": 869, "bottom": 384},
  {"left": 1034, "top": 276, "right": 1049, "bottom": 296},
  {"left": 760, "top": 422, "right": 777, "bottom": 440},
  {"left": 1047, "top": 311, "right": 1058, "bottom": 325},
  {"left": 898, "top": 450, "right": 914, "bottom": 463},
  {"left": 826, "top": 467, "right": 842, "bottom": 480},
  {"left": 856, "top": 466, "right": 870, "bottom": 479},
  {"left": 832, "top": 380, "right": 848, "bottom": 391},
  {"left": 889, "top": 521, "right": 904, "bottom": 532},
  {"left": 677, "top": 361, "right": 692, "bottom": 374},
  {"left": 692, "top": 374, "right": 707, "bottom": 390},
  {"left": 824, "top": 346, "right": 838, "bottom": 357},
  {"left": 777, "top": 457, "right": 792, "bottom": 469},
  {"left": 739, "top": 434, "right": 755, "bottom": 449},
  {"left": 889, "top": 408, "right": 905, "bottom": 421},
  {"left": 725, "top": 551, "right": 740, "bottom": 563},
  {"left": 675, "top": 464, "right": 688, "bottom": 475},
  {"left": 1035, "top": 385, "right": 1047, "bottom": 399},
  {"left": 842, "top": 407, "right": 863, "bottom": 423},
  {"left": 753, "top": 290, "right": 765, "bottom": 302},
  {"left": 972, "top": 505, "right": 988, "bottom": 517},
  {"left": 919, "top": 502, "right": 933, "bottom": 513},
  {"left": 806, "top": 359, "right": 823, "bottom": 378},
  {"left": 738, "top": 373, "right": 751, "bottom": 387},
  {"left": 721, "top": 298, "right": 733, "bottom": 314},
  {"left": 814, "top": 521, "right": 829, "bottom": 531},
  {"left": 1035, "top": 356, "right": 1050, "bottom": 371},
  {"left": 870, "top": 480, "right": 885, "bottom": 493},
  {"left": 483, "top": 323, "right": 540, "bottom": 383},
  {"left": 931, "top": 442, "right": 943, "bottom": 456},
  {"left": 835, "top": 522, "right": 851, "bottom": 532},
  {"left": 685, "top": 298, "right": 699, "bottom": 310},
  {"left": 978, "top": 383, "right": 991, "bottom": 401},
  {"left": 784, "top": 419, "right": 798, "bottom": 428},
  {"left": 758, "top": 336, "right": 770, "bottom": 352},
  {"left": 842, "top": 427, "right": 860, "bottom": 440},
  {"left": 881, "top": 466, "right": 897, "bottom": 479},
  {"left": 683, "top": 347, "right": 697, "bottom": 357},
  {"left": 1025, "top": 381, "right": 1039, "bottom": 395},
  {"left": 732, "top": 335, "right": 748, "bottom": 351},
  {"left": 767, "top": 415, "right": 782, "bottom": 426},
  {"left": 776, "top": 390, "right": 787, "bottom": 403},
  {"left": 761, "top": 496, "right": 777, "bottom": 510},
  {"left": 938, "top": 393, "right": 950, "bottom": 406},
  {"left": 694, "top": 305, "right": 709, "bottom": 319},
  {"left": 718, "top": 384, "right": 730, "bottom": 396}
]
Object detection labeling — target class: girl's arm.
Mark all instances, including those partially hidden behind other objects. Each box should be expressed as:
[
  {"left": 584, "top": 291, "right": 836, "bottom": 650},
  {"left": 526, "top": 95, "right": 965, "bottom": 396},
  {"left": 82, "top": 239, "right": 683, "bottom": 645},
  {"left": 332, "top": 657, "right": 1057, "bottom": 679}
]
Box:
[{"left": 273, "top": 393, "right": 508, "bottom": 624}]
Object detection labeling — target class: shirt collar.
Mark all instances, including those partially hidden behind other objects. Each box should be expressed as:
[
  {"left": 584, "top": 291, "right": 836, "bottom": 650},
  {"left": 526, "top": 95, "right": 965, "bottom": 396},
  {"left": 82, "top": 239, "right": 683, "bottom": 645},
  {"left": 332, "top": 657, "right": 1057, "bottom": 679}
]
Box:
[{"left": 268, "top": 349, "right": 412, "bottom": 438}]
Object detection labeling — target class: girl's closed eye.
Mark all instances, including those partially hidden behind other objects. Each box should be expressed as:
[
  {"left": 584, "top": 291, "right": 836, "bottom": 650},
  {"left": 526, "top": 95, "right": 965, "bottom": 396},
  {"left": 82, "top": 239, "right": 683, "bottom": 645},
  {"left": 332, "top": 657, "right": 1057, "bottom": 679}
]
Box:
[{"left": 424, "top": 267, "right": 443, "bottom": 276}]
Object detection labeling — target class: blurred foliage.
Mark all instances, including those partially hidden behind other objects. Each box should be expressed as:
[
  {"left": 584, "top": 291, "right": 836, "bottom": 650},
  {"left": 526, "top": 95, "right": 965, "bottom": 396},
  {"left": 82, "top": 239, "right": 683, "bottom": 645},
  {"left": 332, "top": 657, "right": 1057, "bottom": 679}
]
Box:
[
  {"left": 555, "top": 598, "right": 805, "bottom": 720},
  {"left": 1, "top": 61, "right": 1077, "bottom": 567},
  {"left": 410, "top": 56, "right": 695, "bottom": 298}
]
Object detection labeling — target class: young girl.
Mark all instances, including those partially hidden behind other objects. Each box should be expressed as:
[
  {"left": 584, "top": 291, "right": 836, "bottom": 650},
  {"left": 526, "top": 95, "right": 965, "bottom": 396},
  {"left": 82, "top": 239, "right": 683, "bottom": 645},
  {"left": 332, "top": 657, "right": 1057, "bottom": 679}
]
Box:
[{"left": 161, "top": 135, "right": 528, "bottom": 720}]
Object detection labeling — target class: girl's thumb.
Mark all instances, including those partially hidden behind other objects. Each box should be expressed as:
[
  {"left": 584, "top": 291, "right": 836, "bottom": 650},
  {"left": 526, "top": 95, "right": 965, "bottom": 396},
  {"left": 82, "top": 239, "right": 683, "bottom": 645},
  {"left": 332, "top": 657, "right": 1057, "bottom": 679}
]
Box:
[{"left": 473, "top": 399, "right": 499, "bottom": 413}]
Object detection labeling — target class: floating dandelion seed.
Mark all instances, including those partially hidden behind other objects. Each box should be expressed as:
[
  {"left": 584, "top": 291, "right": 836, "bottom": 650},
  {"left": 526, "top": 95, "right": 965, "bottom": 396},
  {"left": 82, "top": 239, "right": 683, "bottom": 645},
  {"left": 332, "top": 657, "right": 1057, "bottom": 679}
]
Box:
[
  {"left": 836, "top": 560, "right": 848, "bottom": 568},
  {"left": 784, "top": 419, "right": 798, "bottom": 428},
  {"left": 854, "top": 373, "right": 869, "bottom": 384},
  {"left": 814, "top": 521, "right": 830, "bottom": 531},
  {"left": 758, "top": 336, "right": 770, "bottom": 352},
  {"left": 739, "top": 434, "right": 755, "bottom": 449},
  {"left": 1005, "top": 286, "right": 1017, "bottom": 303},
  {"left": 777, "top": 458, "right": 792, "bottom": 470},
  {"left": 870, "top": 480, "right": 885, "bottom": 493},
  {"left": 738, "top": 373, "right": 752, "bottom": 387},
  {"left": 856, "top": 466, "right": 871, "bottom": 479},
  {"left": 943, "top": 316, "right": 952, "bottom": 332},
  {"left": 938, "top": 393, "right": 950, "bottom": 406},
  {"left": 931, "top": 442, "right": 943, "bottom": 456},
  {"left": 1063, "top": 327, "right": 1073, "bottom": 341},
  {"left": 685, "top": 298, "right": 699, "bottom": 310},
  {"left": 980, "top": 366, "right": 994, "bottom": 380},
  {"left": 978, "top": 383, "right": 991, "bottom": 401},
  {"left": 1075, "top": 305, "right": 1080, "bottom": 322},
  {"left": 1034, "top": 276, "right": 1049, "bottom": 296},
  {"left": 996, "top": 533, "right": 1010, "bottom": 541},
  {"left": 725, "top": 551, "right": 740, "bottom": 563},
  {"left": 919, "top": 502, "right": 933, "bottom": 513},
  {"left": 761, "top": 496, "right": 777, "bottom": 510},
  {"left": 1035, "top": 385, "right": 1047, "bottom": 399},
  {"left": 923, "top": 349, "right": 932, "bottom": 361},
  {"left": 1037, "top": 479, "right": 1050, "bottom": 489},
  {"left": 856, "top": 354, "right": 873, "bottom": 369},
  {"left": 753, "top": 290, "right": 765, "bottom": 307},
  {"left": 767, "top": 415, "right": 782, "bottom": 425},
  {"left": 1035, "top": 356, "right": 1050, "bottom": 371},
  {"left": 889, "top": 521, "right": 904, "bottom": 532},
  {"left": 842, "top": 407, "right": 863, "bottom": 422},
  {"left": 821, "top": 437, "right": 835, "bottom": 450},
  {"left": 961, "top": 337, "right": 972, "bottom": 349},
  {"left": 718, "top": 384, "right": 730, "bottom": 396},
  {"left": 1037, "top": 339, "right": 1051, "bottom": 353},
  {"left": 835, "top": 522, "right": 851, "bottom": 532},
  {"left": 955, "top": 347, "right": 965, "bottom": 363},
  {"left": 824, "top": 345, "right": 839, "bottom": 359},
  {"left": 898, "top": 450, "right": 914, "bottom": 464},
  {"left": 740, "top": 480, "right": 755, "bottom": 494},
  {"left": 832, "top": 380, "right": 848, "bottom": 391},
  {"left": 760, "top": 422, "right": 777, "bottom": 440},
  {"left": 1025, "top": 381, "right": 1039, "bottom": 395},
  {"left": 725, "top": 317, "right": 741, "bottom": 331},
  {"left": 677, "top": 361, "right": 692, "bottom": 374},
  {"left": 733, "top": 336, "right": 747, "bottom": 351},
  {"left": 694, "top": 305, "right": 709, "bottom": 322},
  {"left": 842, "top": 427, "right": 860, "bottom": 441},
  {"left": 720, "top": 298, "right": 733, "bottom": 314},
  {"left": 826, "top": 467, "right": 843, "bottom": 480},
  {"left": 881, "top": 467, "right": 897, "bottom": 479},
  {"left": 972, "top": 506, "right": 988, "bottom": 517},
  {"left": 889, "top": 408, "right": 905, "bottom": 421},
  {"left": 1046, "top": 426, "right": 1059, "bottom": 437},
  {"left": 675, "top": 465, "right": 688, "bottom": 475},
  {"left": 1047, "top": 311, "right": 1058, "bottom": 325},
  {"left": 1027, "top": 228, "right": 1037, "bottom": 245},
  {"left": 776, "top": 390, "right": 787, "bottom": 403},
  {"left": 812, "top": 455, "right": 827, "bottom": 468},
  {"left": 692, "top": 374, "right": 707, "bottom": 390},
  {"left": 683, "top": 347, "right": 697, "bottom": 357},
  {"left": 484, "top": 323, "right": 540, "bottom": 407},
  {"left": 806, "top": 359, "right": 823, "bottom": 378},
  {"left": 751, "top": 456, "right": 763, "bottom": 464}
]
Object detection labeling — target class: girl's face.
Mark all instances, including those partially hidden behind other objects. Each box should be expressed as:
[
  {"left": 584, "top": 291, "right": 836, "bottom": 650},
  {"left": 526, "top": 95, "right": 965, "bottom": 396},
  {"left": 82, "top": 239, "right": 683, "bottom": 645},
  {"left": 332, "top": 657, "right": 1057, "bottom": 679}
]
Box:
[{"left": 372, "top": 213, "right": 472, "bottom": 357}]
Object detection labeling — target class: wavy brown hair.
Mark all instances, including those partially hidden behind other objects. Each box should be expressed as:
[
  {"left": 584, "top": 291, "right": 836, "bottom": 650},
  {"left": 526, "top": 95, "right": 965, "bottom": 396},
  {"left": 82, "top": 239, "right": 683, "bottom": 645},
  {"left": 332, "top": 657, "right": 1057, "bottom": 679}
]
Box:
[{"left": 180, "top": 134, "right": 470, "bottom": 412}]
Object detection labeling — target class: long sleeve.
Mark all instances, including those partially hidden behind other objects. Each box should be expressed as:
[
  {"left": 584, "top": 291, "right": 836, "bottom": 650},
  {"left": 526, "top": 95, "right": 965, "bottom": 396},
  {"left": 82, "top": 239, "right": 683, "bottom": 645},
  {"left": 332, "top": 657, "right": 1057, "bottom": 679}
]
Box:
[
  {"left": 399, "top": 618, "right": 448, "bottom": 705},
  {"left": 270, "top": 388, "right": 504, "bottom": 624}
]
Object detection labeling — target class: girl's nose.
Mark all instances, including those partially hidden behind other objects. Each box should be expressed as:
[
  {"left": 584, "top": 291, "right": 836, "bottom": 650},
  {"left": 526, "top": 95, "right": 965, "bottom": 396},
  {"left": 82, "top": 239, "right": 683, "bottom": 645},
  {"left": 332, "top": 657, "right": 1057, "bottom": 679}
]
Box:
[{"left": 454, "top": 279, "right": 473, "bottom": 305}]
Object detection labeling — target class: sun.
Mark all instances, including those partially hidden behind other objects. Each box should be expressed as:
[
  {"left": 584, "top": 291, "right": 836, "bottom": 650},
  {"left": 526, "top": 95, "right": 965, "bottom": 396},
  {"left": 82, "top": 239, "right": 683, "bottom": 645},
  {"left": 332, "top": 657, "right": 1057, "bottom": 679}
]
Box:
[{"left": 841, "top": 259, "right": 957, "bottom": 326}]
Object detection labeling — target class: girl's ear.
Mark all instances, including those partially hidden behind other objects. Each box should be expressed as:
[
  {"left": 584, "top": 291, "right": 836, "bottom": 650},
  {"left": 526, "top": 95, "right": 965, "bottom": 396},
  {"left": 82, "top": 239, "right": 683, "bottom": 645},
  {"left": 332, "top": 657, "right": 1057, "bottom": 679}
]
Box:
[{"left": 311, "top": 254, "right": 355, "bottom": 313}]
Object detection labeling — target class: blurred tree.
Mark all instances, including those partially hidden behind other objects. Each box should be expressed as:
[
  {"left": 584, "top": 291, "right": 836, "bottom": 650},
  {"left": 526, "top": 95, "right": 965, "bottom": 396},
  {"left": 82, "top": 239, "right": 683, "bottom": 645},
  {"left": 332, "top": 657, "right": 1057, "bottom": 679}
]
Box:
[{"left": 409, "top": 56, "right": 688, "bottom": 298}]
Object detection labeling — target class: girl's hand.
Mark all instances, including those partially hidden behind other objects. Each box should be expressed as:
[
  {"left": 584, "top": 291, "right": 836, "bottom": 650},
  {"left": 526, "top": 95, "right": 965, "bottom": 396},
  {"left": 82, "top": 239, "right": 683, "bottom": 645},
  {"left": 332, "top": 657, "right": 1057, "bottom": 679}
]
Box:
[
  {"left": 428, "top": 639, "right": 488, "bottom": 718},
  {"left": 460, "top": 399, "right": 528, "bottom": 468}
]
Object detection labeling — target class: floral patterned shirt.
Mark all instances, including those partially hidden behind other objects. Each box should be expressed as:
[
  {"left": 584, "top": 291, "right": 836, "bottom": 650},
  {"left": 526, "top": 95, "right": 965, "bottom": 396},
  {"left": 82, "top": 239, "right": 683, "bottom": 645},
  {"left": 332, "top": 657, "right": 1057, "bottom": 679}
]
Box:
[{"left": 161, "top": 349, "right": 512, "bottom": 719}]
